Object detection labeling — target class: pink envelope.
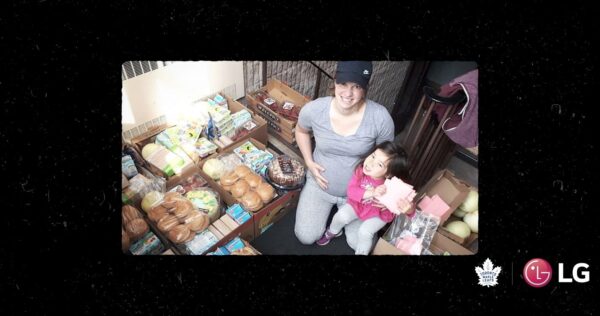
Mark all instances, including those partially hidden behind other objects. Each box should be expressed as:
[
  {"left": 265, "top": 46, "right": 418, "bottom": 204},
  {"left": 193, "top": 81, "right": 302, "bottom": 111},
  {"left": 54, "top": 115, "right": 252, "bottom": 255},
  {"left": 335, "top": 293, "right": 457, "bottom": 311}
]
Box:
[
  {"left": 377, "top": 177, "right": 416, "bottom": 214},
  {"left": 417, "top": 195, "right": 432, "bottom": 210},
  {"left": 395, "top": 235, "right": 423, "bottom": 255},
  {"left": 420, "top": 194, "right": 450, "bottom": 220}
]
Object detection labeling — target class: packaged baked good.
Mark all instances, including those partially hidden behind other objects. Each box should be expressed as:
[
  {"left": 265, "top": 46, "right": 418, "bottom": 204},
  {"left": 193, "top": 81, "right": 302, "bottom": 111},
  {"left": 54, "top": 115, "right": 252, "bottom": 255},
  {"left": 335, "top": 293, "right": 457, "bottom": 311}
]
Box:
[
  {"left": 125, "top": 218, "right": 149, "bottom": 241},
  {"left": 266, "top": 155, "right": 306, "bottom": 190},
  {"left": 148, "top": 204, "right": 169, "bottom": 223},
  {"left": 172, "top": 201, "right": 195, "bottom": 219},
  {"left": 240, "top": 191, "right": 263, "bottom": 212},
  {"left": 256, "top": 182, "right": 275, "bottom": 204},
  {"left": 202, "top": 158, "right": 225, "bottom": 180},
  {"left": 218, "top": 152, "right": 244, "bottom": 174},
  {"left": 122, "top": 205, "right": 143, "bottom": 224},
  {"left": 234, "top": 165, "right": 253, "bottom": 178},
  {"left": 122, "top": 228, "right": 131, "bottom": 253},
  {"left": 244, "top": 173, "right": 262, "bottom": 188},
  {"left": 219, "top": 171, "right": 239, "bottom": 186},
  {"left": 230, "top": 179, "right": 249, "bottom": 198},
  {"left": 185, "top": 188, "right": 221, "bottom": 223},
  {"left": 167, "top": 225, "right": 192, "bottom": 244},
  {"left": 184, "top": 212, "right": 210, "bottom": 232},
  {"left": 157, "top": 215, "right": 180, "bottom": 232},
  {"left": 181, "top": 173, "right": 208, "bottom": 192}
]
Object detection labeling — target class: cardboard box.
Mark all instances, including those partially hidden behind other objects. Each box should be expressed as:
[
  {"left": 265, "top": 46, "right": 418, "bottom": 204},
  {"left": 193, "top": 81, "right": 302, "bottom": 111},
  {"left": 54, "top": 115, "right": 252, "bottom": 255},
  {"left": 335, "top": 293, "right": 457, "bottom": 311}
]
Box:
[
  {"left": 220, "top": 93, "right": 269, "bottom": 148},
  {"left": 202, "top": 214, "right": 255, "bottom": 254},
  {"left": 220, "top": 213, "right": 240, "bottom": 231},
  {"left": 129, "top": 124, "right": 174, "bottom": 154},
  {"left": 416, "top": 169, "right": 472, "bottom": 225},
  {"left": 246, "top": 79, "right": 311, "bottom": 145},
  {"left": 197, "top": 137, "right": 270, "bottom": 206},
  {"left": 437, "top": 215, "right": 479, "bottom": 247},
  {"left": 127, "top": 93, "right": 268, "bottom": 170},
  {"left": 253, "top": 190, "right": 300, "bottom": 237},
  {"left": 128, "top": 124, "right": 196, "bottom": 179},
  {"left": 165, "top": 164, "right": 210, "bottom": 192},
  {"left": 212, "top": 218, "right": 233, "bottom": 236},
  {"left": 371, "top": 169, "right": 478, "bottom": 255},
  {"left": 207, "top": 225, "right": 225, "bottom": 240},
  {"left": 263, "top": 119, "right": 296, "bottom": 144},
  {"left": 416, "top": 170, "right": 478, "bottom": 246},
  {"left": 371, "top": 231, "right": 474, "bottom": 255}
]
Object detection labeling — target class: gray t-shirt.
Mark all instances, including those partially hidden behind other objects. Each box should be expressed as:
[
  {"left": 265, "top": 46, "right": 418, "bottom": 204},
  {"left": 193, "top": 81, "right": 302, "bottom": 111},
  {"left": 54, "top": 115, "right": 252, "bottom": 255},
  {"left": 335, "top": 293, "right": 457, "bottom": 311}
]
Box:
[{"left": 298, "top": 96, "right": 395, "bottom": 197}]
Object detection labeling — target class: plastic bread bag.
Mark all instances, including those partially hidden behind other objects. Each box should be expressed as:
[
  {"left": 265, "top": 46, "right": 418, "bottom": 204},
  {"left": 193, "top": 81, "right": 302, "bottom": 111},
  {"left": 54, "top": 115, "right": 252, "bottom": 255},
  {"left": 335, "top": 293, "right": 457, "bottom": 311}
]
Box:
[
  {"left": 217, "top": 152, "right": 244, "bottom": 174},
  {"left": 179, "top": 173, "right": 209, "bottom": 193},
  {"left": 383, "top": 211, "right": 440, "bottom": 255},
  {"left": 185, "top": 187, "right": 223, "bottom": 223},
  {"left": 137, "top": 172, "right": 167, "bottom": 199},
  {"left": 167, "top": 185, "right": 187, "bottom": 195},
  {"left": 124, "top": 172, "right": 166, "bottom": 206}
]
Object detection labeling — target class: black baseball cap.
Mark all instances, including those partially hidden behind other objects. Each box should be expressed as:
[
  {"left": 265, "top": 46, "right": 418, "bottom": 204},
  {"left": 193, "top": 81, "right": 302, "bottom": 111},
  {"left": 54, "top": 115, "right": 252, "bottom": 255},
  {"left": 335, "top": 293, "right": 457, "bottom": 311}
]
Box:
[{"left": 335, "top": 61, "right": 373, "bottom": 90}]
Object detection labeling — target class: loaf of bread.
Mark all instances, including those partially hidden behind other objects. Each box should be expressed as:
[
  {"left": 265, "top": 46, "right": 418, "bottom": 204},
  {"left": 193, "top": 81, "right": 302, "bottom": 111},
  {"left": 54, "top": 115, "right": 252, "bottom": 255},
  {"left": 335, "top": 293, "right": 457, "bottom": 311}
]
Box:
[{"left": 125, "top": 218, "right": 149, "bottom": 241}]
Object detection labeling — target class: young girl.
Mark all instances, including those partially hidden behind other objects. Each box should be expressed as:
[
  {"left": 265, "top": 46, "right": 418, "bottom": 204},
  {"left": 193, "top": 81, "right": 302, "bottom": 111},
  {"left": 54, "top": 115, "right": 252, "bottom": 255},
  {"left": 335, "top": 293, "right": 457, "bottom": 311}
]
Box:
[{"left": 316, "top": 141, "right": 415, "bottom": 255}]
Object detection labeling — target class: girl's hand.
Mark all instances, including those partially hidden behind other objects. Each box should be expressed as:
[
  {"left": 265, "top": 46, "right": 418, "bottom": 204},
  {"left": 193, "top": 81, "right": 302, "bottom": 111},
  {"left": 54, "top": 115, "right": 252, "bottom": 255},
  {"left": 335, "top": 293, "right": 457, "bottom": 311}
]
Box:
[
  {"left": 374, "top": 184, "right": 387, "bottom": 197},
  {"left": 396, "top": 198, "right": 414, "bottom": 214},
  {"left": 373, "top": 201, "right": 386, "bottom": 209},
  {"left": 306, "top": 160, "right": 328, "bottom": 190}
]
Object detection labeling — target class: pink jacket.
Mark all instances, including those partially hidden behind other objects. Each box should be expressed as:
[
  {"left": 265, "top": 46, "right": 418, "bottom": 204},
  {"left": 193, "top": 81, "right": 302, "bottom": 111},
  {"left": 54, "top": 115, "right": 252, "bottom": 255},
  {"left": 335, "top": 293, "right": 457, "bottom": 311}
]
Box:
[{"left": 346, "top": 167, "right": 395, "bottom": 223}]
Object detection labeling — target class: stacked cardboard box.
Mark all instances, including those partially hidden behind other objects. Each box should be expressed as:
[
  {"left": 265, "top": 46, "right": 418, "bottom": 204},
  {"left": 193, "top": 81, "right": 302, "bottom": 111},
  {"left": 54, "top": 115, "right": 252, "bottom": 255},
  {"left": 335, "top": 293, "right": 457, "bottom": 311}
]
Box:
[{"left": 245, "top": 79, "right": 311, "bottom": 146}]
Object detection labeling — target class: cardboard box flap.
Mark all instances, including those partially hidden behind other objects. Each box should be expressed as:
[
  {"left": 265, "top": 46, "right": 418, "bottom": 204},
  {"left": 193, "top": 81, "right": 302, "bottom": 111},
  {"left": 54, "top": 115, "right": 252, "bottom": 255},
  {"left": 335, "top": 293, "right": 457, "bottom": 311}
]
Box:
[{"left": 420, "top": 169, "right": 471, "bottom": 215}]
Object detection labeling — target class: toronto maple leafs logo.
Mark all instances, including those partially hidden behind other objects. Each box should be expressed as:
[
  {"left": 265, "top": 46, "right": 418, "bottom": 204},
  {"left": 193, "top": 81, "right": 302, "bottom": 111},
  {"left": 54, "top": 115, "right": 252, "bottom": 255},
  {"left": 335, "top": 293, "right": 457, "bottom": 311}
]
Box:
[{"left": 475, "top": 258, "right": 501, "bottom": 287}]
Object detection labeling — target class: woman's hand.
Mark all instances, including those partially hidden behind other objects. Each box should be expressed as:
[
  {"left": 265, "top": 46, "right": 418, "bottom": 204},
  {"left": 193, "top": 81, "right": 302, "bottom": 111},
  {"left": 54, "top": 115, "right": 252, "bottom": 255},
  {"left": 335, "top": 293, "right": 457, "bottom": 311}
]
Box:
[{"left": 306, "top": 160, "right": 328, "bottom": 190}]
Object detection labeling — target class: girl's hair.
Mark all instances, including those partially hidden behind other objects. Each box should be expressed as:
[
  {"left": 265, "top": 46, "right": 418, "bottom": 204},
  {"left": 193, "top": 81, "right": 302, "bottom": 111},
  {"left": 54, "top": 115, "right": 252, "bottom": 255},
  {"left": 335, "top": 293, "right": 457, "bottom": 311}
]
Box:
[{"left": 355, "top": 141, "right": 409, "bottom": 180}]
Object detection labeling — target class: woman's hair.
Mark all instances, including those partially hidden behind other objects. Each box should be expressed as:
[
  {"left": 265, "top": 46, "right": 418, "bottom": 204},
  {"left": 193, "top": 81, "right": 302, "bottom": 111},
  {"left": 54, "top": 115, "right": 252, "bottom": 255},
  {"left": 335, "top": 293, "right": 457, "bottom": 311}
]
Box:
[{"left": 355, "top": 141, "right": 409, "bottom": 180}]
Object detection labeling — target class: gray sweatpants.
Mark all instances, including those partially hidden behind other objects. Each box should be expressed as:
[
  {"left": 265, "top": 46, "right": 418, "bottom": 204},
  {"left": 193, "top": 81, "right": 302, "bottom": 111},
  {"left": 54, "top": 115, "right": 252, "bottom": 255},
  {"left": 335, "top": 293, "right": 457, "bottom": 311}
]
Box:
[
  {"left": 329, "top": 204, "right": 386, "bottom": 255},
  {"left": 294, "top": 176, "right": 347, "bottom": 245}
]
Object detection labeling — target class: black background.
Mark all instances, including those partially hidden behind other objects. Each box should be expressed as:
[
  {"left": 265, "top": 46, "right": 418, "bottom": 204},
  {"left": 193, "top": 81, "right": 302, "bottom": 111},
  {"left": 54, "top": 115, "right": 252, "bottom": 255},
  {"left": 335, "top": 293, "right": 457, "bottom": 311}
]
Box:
[{"left": 1, "top": 1, "right": 596, "bottom": 314}]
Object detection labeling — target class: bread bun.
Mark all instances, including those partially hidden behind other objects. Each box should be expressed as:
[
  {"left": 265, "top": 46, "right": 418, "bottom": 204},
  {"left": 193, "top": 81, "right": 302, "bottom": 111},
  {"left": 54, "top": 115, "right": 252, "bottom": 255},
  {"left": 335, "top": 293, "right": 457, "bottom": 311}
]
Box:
[
  {"left": 234, "top": 165, "right": 253, "bottom": 178},
  {"left": 231, "top": 247, "right": 256, "bottom": 255},
  {"left": 184, "top": 230, "right": 196, "bottom": 243},
  {"left": 163, "top": 191, "right": 185, "bottom": 203},
  {"left": 185, "top": 212, "right": 209, "bottom": 232},
  {"left": 125, "top": 218, "right": 149, "bottom": 241},
  {"left": 256, "top": 182, "right": 275, "bottom": 204},
  {"left": 245, "top": 173, "right": 262, "bottom": 188},
  {"left": 220, "top": 171, "right": 239, "bottom": 186},
  {"left": 173, "top": 201, "right": 195, "bottom": 219},
  {"left": 161, "top": 192, "right": 187, "bottom": 210},
  {"left": 167, "top": 225, "right": 192, "bottom": 244},
  {"left": 122, "top": 205, "right": 142, "bottom": 225},
  {"left": 231, "top": 179, "right": 249, "bottom": 198},
  {"left": 157, "top": 215, "right": 179, "bottom": 232},
  {"left": 121, "top": 228, "right": 130, "bottom": 252},
  {"left": 148, "top": 204, "right": 169, "bottom": 222},
  {"left": 240, "top": 191, "right": 263, "bottom": 212}
]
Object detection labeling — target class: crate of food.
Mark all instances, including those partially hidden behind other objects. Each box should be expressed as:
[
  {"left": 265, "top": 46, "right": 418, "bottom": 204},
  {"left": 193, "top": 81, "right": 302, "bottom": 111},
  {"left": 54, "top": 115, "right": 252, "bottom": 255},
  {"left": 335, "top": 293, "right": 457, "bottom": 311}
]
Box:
[{"left": 245, "top": 79, "right": 311, "bottom": 145}]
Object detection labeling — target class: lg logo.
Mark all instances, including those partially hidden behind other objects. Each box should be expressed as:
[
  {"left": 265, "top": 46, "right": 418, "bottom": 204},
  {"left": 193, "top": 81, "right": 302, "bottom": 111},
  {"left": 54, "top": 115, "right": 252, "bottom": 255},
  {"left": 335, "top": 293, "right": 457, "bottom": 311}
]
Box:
[{"left": 523, "top": 258, "right": 590, "bottom": 288}]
